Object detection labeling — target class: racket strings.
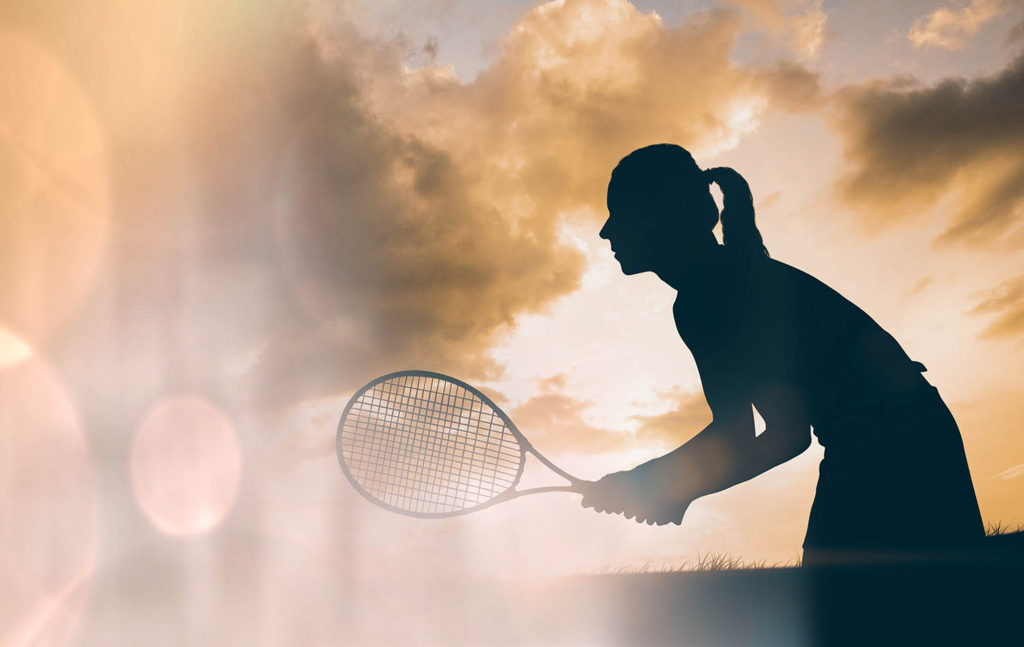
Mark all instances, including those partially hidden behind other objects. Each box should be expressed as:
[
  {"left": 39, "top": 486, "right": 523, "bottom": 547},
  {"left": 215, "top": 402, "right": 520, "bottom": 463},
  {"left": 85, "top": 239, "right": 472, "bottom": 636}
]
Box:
[{"left": 340, "top": 374, "right": 522, "bottom": 514}]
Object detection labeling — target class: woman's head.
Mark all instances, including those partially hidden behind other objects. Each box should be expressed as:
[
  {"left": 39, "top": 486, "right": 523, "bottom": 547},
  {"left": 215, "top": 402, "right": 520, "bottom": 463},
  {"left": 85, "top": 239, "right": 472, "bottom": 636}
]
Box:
[{"left": 600, "top": 143, "right": 767, "bottom": 277}]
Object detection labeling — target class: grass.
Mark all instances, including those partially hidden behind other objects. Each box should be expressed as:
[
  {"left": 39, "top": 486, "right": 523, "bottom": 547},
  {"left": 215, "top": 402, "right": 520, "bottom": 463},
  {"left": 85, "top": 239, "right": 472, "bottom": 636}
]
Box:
[
  {"left": 985, "top": 520, "right": 1024, "bottom": 536},
  {"left": 689, "top": 551, "right": 801, "bottom": 571},
  {"left": 580, "top": 521, "right": 1024, "bottom": 576},
  {"left": 582, "top": 552, "right": 800, "bottom": 575}
]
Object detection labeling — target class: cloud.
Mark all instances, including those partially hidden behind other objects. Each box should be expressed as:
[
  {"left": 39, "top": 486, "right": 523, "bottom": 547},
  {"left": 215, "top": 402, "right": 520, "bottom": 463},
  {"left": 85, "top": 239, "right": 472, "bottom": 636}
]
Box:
[
  {"left": 510, "top": 390, "right": 626, "bottom": 455},
  {"left": 505, "top": 372, "right": 623, "bottom": 454},
  {"left": 725, "top": 0, "right": 788, "bottom": 31},
  {"left": 833, "top": 50, "right": 1024, "bottom": 243},
  {"left": 336, "top": 0, "right": 820, "bottom": 214},
  {"left": 263, "top": 37, "right": 584, "bottom": 402},
  {"left": 256, "top": 0, "right": 821, "bottom": 402},
  {"left": 632, "top": 386, "right": 712, "bottom": 446},
  {"left": 788, "top": 0, "right": 827, "bottom": 58},
  {"left": 759, "top": 59, "right": 822, "bottom": 111},
  {"left": 724, "top": 0, "right": 828, "bottom": 58},
  {"left": 13, "top": 0, "right": 820, "bottom": 408},
  {"left": 507, "top": 375, "right": 711, "bottom": 455},
  {"left": 908, "top": 0, "right": 1011, "bottom": 50},
  {"left": 970, "top": 276, "right": 1024, "bottom": 339}
]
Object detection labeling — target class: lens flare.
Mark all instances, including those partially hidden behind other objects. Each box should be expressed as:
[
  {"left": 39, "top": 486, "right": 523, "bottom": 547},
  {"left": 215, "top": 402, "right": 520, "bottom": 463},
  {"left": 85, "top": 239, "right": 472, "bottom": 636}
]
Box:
[
  {"left": 0, "top": 355, "right": 97, "bottom": 647},
  {"left": 131, "top": 395, "right": 242, "bottom": 535},
  {"left": 0, "top": 32, "right": 110, "bottom": 344}
]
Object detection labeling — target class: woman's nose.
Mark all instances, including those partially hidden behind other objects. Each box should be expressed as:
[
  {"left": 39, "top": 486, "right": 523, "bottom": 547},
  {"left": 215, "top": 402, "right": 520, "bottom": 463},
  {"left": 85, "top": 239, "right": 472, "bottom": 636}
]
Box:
[{"left": 599, "top": 218, "right": 612, "bottom": 240}]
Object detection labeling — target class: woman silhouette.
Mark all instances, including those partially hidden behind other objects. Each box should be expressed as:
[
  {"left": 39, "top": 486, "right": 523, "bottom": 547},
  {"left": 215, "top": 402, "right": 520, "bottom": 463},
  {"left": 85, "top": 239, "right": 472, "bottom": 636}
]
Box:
[{"left": 582, "top": 143, "right": 985, "bottom": 565}]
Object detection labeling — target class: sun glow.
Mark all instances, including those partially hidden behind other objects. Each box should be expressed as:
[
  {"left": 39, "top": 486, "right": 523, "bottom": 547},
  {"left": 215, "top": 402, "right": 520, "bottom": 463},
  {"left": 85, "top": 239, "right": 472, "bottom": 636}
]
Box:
[{"left": 0, "top": 325, "right": 33, "bottom": 369}]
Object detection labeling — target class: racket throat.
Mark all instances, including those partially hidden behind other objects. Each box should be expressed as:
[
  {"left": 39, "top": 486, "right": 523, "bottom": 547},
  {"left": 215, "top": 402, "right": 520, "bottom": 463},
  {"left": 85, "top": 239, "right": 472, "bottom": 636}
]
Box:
[{"left": 514, "top": 449, "right": 584, "bottom": 494}]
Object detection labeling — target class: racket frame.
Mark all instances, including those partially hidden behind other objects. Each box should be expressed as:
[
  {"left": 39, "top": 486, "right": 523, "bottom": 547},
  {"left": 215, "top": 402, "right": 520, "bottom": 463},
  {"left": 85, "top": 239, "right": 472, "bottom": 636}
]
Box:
[{"left": 336, "top": 369, "right": 587, "bottom": 518}]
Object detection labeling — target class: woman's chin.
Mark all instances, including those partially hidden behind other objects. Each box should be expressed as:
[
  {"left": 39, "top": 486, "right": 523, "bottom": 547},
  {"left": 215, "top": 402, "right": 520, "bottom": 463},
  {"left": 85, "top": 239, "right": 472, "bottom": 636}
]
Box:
[{"left": 616, "top": 259, "right": 648, "bottom": 276}]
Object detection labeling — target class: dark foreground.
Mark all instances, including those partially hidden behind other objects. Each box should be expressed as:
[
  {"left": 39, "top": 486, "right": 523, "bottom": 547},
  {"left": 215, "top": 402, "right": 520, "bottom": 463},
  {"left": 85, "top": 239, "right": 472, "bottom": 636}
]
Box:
[
  {"left": 348, "top": 547, "right": 1024, "bottom": 646},
  {"left": 518, "top": 558, "right": 1024, "bottom": 646}
]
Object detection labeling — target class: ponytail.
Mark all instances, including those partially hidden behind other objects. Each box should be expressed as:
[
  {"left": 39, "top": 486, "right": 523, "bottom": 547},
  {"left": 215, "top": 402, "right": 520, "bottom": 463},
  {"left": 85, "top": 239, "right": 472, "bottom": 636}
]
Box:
[{"left": 703, "top": 167, "right": 769, "bottom": 258}]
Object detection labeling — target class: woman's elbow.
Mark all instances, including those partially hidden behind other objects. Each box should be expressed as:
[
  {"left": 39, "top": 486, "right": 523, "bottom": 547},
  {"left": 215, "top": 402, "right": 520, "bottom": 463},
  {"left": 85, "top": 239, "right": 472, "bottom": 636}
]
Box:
[
  {"left": 764, "top": 425, "right": 812, "bottom": 462},
  {"left": 780, "top": 426, "right": 812, "bottom": 459}
]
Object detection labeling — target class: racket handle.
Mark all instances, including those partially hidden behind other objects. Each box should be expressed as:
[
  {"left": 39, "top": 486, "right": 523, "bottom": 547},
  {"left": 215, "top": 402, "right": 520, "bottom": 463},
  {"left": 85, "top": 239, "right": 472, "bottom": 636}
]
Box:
[{"left": 516, "top": 482, "right": 593, "bottom": 496}]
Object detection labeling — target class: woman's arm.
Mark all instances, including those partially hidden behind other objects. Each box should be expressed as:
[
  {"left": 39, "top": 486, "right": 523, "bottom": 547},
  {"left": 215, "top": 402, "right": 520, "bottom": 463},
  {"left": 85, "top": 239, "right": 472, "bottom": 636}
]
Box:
[
  {"left": 639, "top": 386, "right": 811, "bottom": 504},
  {"left": 582, "top": 332, "right": 812, "bottom": 524}
]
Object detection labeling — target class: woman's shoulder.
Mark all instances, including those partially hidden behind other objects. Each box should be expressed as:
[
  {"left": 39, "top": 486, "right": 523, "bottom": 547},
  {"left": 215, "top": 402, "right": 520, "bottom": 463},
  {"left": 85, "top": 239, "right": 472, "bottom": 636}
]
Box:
[
  {"left": 759, "top": 257, "right": 916, "bottom": 360},
  {"left": 672, "top": 254, "right": 876, "bottom": 334},
  {"left": 755, "top": 258, "right": 861, "bottom": 310},
  {"left": 758, "top": 257, "right": 822, "bottom": 287}
]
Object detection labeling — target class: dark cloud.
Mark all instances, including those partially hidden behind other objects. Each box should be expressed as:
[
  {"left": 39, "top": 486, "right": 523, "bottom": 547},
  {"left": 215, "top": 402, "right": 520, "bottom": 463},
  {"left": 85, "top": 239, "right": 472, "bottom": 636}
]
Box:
[
  {"left": 971, "top": 276, "right": 1024, "bottom": 339},
  {"left": 6, "top": 0, "right": 821, "bottom": 409},
  {"left": 833, "top": 50, "right": 1024, "bottom": 243},
  {"left": 19, "top": 6, "right": 586, "bottom": 407},
  {"left": 759, "top": 60, "right": 822, "bottom": 111},
  {"left": 256, "top": 0, "right": 821, "bottom": 403},
  {"left": 261, "top": 39, "right": 584, "bottom": 402}
]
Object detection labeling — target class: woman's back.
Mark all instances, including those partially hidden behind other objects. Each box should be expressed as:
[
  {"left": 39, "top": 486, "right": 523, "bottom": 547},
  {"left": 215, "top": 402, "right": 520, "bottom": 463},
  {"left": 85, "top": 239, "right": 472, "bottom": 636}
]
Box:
[
  {"left": 749, "top": 259, "right": 930, "bottom": 446},
  {"left": 674, "top": 255, "right": 929, "bottom": 446}
]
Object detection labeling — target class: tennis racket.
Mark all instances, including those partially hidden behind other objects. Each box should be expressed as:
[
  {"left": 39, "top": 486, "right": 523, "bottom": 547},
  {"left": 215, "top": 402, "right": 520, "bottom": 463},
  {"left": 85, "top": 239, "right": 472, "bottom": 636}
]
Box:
[{"left": 336, "top": 369, "right": 591, "bottom": 518}]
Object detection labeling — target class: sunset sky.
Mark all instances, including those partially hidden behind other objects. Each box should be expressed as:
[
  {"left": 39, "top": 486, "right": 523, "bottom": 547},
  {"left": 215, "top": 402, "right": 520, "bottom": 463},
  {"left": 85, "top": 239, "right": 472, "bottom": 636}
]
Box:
[{"left": 3, "top": 0, "right": 1024, "bottom": 644}]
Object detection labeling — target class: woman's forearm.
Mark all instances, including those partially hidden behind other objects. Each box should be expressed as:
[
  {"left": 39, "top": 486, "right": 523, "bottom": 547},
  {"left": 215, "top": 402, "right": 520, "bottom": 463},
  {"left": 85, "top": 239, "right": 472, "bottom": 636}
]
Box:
[{"left": 642, "top": 421, "right": 810, "bottom": 502}]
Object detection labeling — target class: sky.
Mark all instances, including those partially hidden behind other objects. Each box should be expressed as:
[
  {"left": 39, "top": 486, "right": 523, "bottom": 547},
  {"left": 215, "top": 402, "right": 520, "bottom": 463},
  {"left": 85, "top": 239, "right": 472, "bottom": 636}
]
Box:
[{"left": 2, "top": 0, "right": 1024, "bottom": 644}]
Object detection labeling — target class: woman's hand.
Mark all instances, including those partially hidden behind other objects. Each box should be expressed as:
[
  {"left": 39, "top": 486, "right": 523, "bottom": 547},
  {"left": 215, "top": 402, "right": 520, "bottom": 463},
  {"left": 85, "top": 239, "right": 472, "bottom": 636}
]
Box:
[{"left": 580, "top": 465, "right": 691, "bottom": 526}]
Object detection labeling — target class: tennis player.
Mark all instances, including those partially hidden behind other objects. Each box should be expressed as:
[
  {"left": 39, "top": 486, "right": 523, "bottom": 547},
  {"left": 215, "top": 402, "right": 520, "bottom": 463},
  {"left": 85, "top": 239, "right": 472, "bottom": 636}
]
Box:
[{"left": 581, "top": 143, "right": 985, "bottom": 565}]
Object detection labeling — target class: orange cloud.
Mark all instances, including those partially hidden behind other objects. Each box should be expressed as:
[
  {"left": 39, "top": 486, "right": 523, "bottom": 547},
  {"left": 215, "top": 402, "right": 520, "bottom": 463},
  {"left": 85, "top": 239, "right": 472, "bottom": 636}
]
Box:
[
  {"left": 724, "top": 0, "right": 828, "bottom": 58},
  {"left": 632, "top": 386, "right": 712, "bottom": 446},
  {"left": 908, "top": 0, "right": 1011, "bottom": 50},
  {"left": 971, "top": 276, "right": 1024, "bottom": 339},
  {"left": 259, "top": 0, "right": 820, "bottom": 401},
  {"left": 335, "top": 0, "right": 820, "bottom": 217},
  {"left": 510, "top": 390, "right": 625, "bottom": 455},
  {"left": 505, "top": 374, "right": 712, "bottom": 456}
]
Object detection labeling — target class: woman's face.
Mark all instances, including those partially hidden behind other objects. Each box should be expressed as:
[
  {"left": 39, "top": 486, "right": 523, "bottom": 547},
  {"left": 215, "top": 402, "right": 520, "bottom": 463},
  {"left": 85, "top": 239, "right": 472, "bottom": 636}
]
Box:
[
  {"left": 599, "top": 194, "right": 661, "bottom": 276},
  {"left": 598, "top": 178, "right": 667, "bottom": 274},
  {"left": 601, "top": 179, "right": 716, "bottom": 278}
]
